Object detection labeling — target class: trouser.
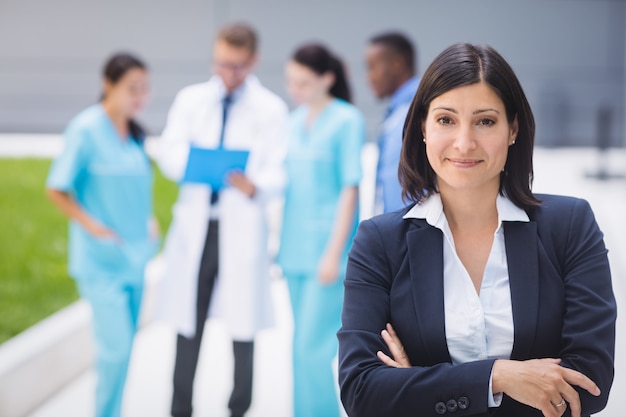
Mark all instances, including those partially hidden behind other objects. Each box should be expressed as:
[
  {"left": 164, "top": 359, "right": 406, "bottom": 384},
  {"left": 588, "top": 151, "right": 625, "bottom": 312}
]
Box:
[
  {"left": 284, "top": 270, "right": 345, "bottom": 417},
  {"left": 77, "top": 275, "right": 143, "bottom": 417},
  {"left": 171, "top": 220, "right": 254, "bottom": 417}
]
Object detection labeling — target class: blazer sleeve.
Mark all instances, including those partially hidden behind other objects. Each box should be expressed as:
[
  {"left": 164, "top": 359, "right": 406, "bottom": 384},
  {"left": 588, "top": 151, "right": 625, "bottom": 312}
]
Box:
[
  {"left": 553, "top": 198, "right": 617, "bottom": 414},
  {"left": 338, "top": 218, "right": 495, "bottom": 417}
]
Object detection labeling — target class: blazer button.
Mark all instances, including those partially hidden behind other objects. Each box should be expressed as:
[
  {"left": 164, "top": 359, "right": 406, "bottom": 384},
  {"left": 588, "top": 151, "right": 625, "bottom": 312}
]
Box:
[
  {"left": 446, "top": 399, "right": 458, "bottom": 412},
  {"left": 458, "top": 396, "right": 470, "bottom": 410},
  {"left": 435, "top": 401, "right": 447, "bottom": 414}
]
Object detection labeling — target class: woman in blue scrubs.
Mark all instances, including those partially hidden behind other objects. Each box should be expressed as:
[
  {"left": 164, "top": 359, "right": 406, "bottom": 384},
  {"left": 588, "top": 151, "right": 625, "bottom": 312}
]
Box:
[
  {"left": 46, "top": 53, "right": 158, "bottom": 417},
  {"left": 279, "top": 43, "right": 365, "bottom": 417}
]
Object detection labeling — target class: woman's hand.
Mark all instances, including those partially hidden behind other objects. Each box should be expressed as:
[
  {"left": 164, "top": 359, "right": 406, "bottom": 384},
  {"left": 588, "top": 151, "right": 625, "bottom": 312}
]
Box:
[
  {"left": 318, "top": 251, "right": 340, "bottom": 285},
  {"left": 377, "top": 323, "right": 411, "bottom": 368},
  {"left": 492, "top": 358, "right": 601, "bottom": 417},
  {"left": 318, "top": 186, "right": 358, "bottom": 285},
  {"left": 47, "top": 188, "right": 118, "bottom": 240},
  {"left": 84, "top": 217, "right": 118, "bottom": 240},
  {"left": 148, "top": 217, "right": 161, "bottom": 241}
]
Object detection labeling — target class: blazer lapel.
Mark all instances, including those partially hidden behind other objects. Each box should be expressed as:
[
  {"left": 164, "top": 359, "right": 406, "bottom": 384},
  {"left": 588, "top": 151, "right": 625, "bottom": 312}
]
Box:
[
  {"left": 504, "top": 221, "right": 540, "bottom": 360},
  {"left": 406, "top": 222, "right": 451, "bottom": 364}
]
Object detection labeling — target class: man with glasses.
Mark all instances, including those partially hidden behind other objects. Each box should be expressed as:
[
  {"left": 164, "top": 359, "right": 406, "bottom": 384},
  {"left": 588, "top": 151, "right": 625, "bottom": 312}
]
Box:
[{"left": 156, "top": 22, "right": 289, "bottom": 417}]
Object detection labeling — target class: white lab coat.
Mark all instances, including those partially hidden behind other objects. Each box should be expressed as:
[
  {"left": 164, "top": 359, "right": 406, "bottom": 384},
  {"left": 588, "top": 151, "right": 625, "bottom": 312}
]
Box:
[{"left": 155, "top": 75, "right": 289, "bottom": 340}]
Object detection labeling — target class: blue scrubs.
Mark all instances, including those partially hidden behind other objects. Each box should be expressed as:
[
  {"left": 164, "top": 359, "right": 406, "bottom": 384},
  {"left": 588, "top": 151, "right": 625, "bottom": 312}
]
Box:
[
  {"left": 47, "top": 104, "right": 157, "bottom": 417},
  {"left": 278, "top": 99, "right": 365, "bottom": 417}
]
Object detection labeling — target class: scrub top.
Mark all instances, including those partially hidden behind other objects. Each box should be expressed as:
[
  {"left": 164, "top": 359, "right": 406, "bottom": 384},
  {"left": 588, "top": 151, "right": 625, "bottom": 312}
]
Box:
[
  {"left": 278, "top": 99, "right": 365, "bottom": 274},
  {"left": 47, "top": 104, "right": 157, "bottom": 281}
]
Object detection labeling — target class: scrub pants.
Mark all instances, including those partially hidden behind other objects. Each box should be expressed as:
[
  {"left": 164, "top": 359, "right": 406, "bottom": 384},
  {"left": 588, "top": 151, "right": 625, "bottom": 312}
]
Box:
[
  {"left": 284, "top": 270, "right": 344, "bottom": 417},
  {"left": 171, "top": 220, "right": 254, "bottom": 417},
  {"left": 77, "top": 274, "right": 143, "bottom": 417}
]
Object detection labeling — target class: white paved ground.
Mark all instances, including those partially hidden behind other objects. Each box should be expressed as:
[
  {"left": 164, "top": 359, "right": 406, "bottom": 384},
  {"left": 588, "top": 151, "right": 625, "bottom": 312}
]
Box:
[{"left": 2, "top": 135, "right": 624, "bottom": 417}]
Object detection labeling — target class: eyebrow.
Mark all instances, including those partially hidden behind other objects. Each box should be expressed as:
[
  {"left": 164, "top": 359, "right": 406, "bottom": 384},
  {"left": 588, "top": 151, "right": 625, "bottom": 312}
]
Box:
[{"left": 432, "top": 107, "right": 500, "bottom": 115}]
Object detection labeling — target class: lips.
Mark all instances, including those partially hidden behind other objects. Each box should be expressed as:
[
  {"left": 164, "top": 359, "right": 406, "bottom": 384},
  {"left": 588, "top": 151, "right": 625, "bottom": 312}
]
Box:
[{"left": 446, "top": 158, "right": 482, "bottom": 168}]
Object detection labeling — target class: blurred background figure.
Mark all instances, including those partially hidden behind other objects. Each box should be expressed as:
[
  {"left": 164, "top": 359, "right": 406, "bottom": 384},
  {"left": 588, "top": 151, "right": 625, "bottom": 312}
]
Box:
[
  {"left": 45, "top": 52, "right": 158, "bottom": 417},
  {"left": 278, "top": 43, "right": 365, "bottom": 417},
  {"left": 154, "top": 22, "right": 288, "bottom": 417},
  {"left": 365, "top": 31, "right": 420, "bottom": 214}
]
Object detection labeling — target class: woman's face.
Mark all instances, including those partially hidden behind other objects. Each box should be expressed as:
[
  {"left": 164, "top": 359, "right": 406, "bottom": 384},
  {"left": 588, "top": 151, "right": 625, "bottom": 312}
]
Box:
[
  {"left": 103, "top": 67, "right": 150, "bottom": 118},
  {"left": 285, "top": 60, "right": 333, "bottom": 106},
  {"left": 422, "top": 82, "right": 518, "bottom": 195}
]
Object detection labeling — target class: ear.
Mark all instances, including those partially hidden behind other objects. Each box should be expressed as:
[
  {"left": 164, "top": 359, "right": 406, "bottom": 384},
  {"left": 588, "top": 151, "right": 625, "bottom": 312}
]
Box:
[
  {"left": 509, "top": 115, "right": 519, "bottom": 145},
  {"left": 390, "top": 53, "right": 404, "bottom": 72},
  {"left": 248, "top": 53, "right": 259, "bottom": 71},
  {"left": 322, "top": 71, "right": 336, "bottom": 91},
  {"left": 102, "top": 79, "right": 113, "bottom": 99}
]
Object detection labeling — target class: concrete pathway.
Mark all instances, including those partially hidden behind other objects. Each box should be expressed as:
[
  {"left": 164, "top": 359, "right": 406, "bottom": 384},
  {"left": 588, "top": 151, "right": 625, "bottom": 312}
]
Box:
[{"left": 1, "top": 135, "right": 624, "bottom": 417}]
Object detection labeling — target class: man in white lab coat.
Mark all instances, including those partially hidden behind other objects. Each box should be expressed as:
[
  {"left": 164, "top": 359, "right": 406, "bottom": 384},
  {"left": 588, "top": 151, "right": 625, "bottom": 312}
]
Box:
[{"left": 156, "top": 22, "right": 288, "bottom": 417}]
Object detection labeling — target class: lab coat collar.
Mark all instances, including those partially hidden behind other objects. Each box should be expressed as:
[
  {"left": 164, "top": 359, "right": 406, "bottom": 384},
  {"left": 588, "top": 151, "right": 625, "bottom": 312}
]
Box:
[{"left": 211, "top": 74, "right": 260, "bottom": 101}]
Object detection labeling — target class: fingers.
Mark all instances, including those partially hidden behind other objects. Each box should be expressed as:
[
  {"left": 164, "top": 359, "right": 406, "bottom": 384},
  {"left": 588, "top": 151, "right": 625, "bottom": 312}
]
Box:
[
  {"left": 536, "top": 364, "right": 594, "bottom": 417},
  {"left": 493, "top": 358, "right": 598, "bottom": 417},
  {"left": 561, "top": 367, "right": 600, "bottom": 396},
  {"left": 386, "top": 323, "right": 403, "bottom": 348},
  {"left": 558, "top": 367, "right": 600, "bottom": 417},
  {"left": 380, "top": 324, "right": 410, "bottom": 368},
  {"left": 385, "top": 323, "right": 407, "bottom": 359},
  {"left": 376, "top": 350, "right": 401, "bottom": 368},
  {"left": 381, "top": 329, "right": 403, "bottom": 359},
  {"left": 544, "top": 400, "right": 565, "bottom": 417}
]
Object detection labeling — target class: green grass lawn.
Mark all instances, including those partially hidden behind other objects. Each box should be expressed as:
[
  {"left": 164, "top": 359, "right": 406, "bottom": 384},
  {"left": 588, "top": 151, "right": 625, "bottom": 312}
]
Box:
[{"left": 0, "top": 158, "right": 178, "bottom": 344}]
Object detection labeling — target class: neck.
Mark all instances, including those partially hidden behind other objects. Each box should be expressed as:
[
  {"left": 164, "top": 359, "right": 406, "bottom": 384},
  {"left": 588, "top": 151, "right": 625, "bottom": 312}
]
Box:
[
  {"left": 391, "top": 72, "right": 414, "bottom": 96},
  {"left": 306, "top": 94, "right": 333, "bottom": 126},
  {"left": 102, "top": 101, "right": 129, "bottom": 140},
  {"left": 439, "top": 184, "right": 500, "bottom": 233}
]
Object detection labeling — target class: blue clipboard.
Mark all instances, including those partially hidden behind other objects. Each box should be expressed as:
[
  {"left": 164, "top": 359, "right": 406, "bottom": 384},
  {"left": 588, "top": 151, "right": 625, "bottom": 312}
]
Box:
[{"left": 182, "top": 147, "right": 250, "bottom": 188}]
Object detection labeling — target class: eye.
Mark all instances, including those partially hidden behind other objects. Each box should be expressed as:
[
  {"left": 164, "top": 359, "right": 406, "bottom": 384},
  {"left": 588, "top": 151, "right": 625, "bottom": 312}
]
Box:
[
  {"left": 477, "top": 118, "right": 495, "bottom": 126},
  {"left": 437, "top": 116, "right": 453, "bottom": 125}
]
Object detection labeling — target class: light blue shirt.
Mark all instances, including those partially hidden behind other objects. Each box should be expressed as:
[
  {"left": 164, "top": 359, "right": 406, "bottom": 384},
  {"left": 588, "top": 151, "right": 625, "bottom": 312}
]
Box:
[
  {"left": 375, "top": 76, "right": 420, "bottom": 214},
  {"left": 47, "top": 104, "right": 157, "bottom": 281},
  {"left": 278, "top": 99, "right": 365, "bottom": 274},
  {"left": 404, "top": 193, "right": 530, "bottom": 407}
]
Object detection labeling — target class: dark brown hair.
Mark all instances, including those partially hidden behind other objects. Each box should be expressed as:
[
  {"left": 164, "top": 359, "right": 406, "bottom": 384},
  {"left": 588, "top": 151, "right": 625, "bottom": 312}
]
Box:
[
  {"left": 217, "top": 22, "right": 258, "bottom": 54},
  {"left": 399, "top": 42, "right": 540, "bottom": 210},
  {"left": 292, "top": 43, "right": 351, "bottom": 103},
  {"left": 102, "top": 52, "right": 147, "bottom": 144}
]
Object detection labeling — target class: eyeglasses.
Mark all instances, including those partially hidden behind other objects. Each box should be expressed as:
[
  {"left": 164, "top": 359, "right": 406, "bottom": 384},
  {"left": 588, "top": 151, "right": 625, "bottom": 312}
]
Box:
[{"left": 213, "top": 60, "right": 251, "bottom": 73}]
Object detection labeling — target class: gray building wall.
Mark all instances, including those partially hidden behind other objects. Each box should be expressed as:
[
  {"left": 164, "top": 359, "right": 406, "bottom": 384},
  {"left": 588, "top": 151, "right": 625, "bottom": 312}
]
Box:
[{"left": 0, "top": 0, "right": 624, "bottom": 147}]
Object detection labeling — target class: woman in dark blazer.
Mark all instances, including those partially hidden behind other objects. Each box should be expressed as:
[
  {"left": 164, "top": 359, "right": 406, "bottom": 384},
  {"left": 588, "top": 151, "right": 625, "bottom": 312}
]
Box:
[{"left": 337, "top": 43, "right": 616, "bottom": 417}]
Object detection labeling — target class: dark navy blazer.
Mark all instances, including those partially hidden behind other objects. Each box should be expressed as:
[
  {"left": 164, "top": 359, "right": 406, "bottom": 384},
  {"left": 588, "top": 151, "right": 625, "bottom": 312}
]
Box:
[{"left": 338, "top": 194, "right": 616, "bottom": 417}]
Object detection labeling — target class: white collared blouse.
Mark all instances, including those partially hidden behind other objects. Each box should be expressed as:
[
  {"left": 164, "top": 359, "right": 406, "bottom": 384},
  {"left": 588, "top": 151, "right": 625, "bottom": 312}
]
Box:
[{"left": 403, "top": 193, "right": 530, "bottom": 405}]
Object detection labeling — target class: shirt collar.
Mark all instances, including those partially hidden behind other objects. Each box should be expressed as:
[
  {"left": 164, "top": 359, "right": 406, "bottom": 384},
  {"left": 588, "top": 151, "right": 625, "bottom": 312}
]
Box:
[
  {"left": 388, "top": 76, "right": 420, "bottom": 110},
  {"left": 403, "top": 193, "right": 530, "bottom": 229},
  {"left": 213, "top": 74, "right": 258, "bottom": 101}
]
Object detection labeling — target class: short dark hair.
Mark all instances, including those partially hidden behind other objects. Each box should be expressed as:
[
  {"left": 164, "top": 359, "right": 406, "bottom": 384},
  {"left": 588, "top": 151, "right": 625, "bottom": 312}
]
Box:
[
  {"left": 399, "top": 42, "right": 540, "bottom": 210},
  {"left": 369, "top": 32, "right": 416, "bottom": 74},
  {"left": 217, "top": 22, "right": 258, "bottom": 54},
  {"left": 291, "top": 43, "right": 351, "bottom": 103}
]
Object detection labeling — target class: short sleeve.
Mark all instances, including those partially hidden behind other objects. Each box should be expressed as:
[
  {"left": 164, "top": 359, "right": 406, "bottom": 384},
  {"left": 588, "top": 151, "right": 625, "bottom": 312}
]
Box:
[
  {"left": 46, "top": 125, "right": 89, "bottom": 192},
  {"left": 337, "top": 110, "right": 365, "bottom": 187}
]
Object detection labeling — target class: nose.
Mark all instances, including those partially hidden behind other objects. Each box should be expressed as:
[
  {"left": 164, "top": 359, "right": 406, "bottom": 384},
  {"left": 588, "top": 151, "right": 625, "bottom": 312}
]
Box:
[{"left": 453, "top": 123, "right": 477, "bottom": 153}]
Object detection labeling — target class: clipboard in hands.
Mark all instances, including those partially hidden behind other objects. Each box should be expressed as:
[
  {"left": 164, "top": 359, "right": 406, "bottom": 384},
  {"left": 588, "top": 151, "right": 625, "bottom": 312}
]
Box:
[{"left": 181, "top": 146, "right": 250, "bottom": 189}]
